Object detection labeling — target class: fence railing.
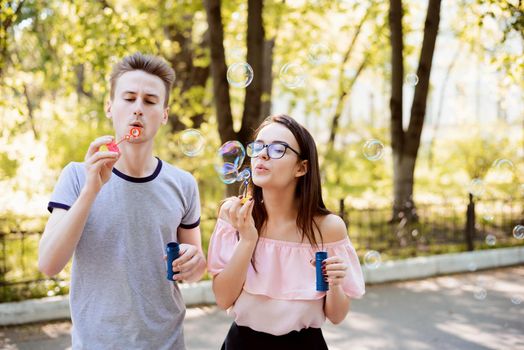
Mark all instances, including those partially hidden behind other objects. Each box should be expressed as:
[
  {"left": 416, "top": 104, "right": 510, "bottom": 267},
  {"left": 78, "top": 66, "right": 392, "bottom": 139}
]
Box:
[
  {"left": 339, "top": 197, "right": 523, "bottom": 258},
  {"left": 1, "top": 197, "right": 523, "bottom": 302}
]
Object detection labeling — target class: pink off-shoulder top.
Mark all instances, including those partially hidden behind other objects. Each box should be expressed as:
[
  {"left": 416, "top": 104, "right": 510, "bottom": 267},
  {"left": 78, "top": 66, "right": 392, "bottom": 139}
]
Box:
[{"left": 207, "top": 218, "right": 365, "bottom": 335}]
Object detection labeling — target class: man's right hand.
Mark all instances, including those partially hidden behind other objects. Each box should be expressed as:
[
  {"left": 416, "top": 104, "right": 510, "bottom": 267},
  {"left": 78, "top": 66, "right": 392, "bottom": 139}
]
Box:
[{"left": 84, "top": 136, "right": 120, "bottom": 193}]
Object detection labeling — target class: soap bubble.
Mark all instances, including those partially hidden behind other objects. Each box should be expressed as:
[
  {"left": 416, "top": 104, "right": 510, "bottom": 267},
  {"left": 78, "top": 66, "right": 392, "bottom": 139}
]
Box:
[
  {"left": 227, "top": 62, "right": 254, "bottom": 88},
  {"left": 362, "top": 139, "right": 384, "bottom": 161},
  {"left": 485, "top": 234, "right": 496, "bottom": 246},
  {"left": 214, "top": 141, "right": 246, "bottom": 184},
  {"left": 405, "top": 73, "right": 419, "bottom": 86},
  {"left": 279, "top": 62, "right": 306, "bottom": 89},
  {"left": 490, "top": 158, "right": 514, "bottom": 183},
  {"left": 513, "top": 225, "right": 524, "bottom": 240},
  {"left": 179, "top": 129, "right": 205, "bottom": 157},
  {"left": 473, "top": 287, "right": 487, "bottom": 300},
  {"left": 468, "top": 178, "right": 485, "bottom": 197},
  {"left": 364, "top": 250, "right": 382, "bottom": 269},
  {"left": 236, "top": 167, "right": 251, "bottom": 182},
  {"left": 237, "top": 168, "right": 251, "bottom": 197}
]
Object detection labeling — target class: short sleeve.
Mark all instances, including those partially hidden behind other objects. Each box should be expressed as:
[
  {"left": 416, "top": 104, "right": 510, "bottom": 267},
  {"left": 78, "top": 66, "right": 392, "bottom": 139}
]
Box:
[
  {"left": 207, "top": 218, "right": 238, "bottom": 276},
  {"left": 327, "top": 239, "right": 366, "bottom": 298},
  {"left": 47, "top": 162, "right": 83, "bottom": 213},
  {"left": 180, "top": 175, "right": 201, "bottom": 229}
]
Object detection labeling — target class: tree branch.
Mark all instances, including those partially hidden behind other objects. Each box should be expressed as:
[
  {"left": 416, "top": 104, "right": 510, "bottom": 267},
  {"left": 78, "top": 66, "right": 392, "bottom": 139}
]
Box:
[{"left": 406, "top": 0, "right": 442, "bottom": 158}]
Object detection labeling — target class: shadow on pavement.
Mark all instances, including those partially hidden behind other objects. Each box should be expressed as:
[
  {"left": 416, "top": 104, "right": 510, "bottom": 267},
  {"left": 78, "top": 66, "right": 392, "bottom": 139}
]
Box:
[{"left": 1, "top": 266, "right": 522, "bottom": 350}]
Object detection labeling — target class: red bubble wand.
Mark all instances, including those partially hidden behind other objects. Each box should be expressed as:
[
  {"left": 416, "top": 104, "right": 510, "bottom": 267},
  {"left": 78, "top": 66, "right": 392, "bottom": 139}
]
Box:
[{"left": 99, "top": 127, "right": 142, "bottom": 152}]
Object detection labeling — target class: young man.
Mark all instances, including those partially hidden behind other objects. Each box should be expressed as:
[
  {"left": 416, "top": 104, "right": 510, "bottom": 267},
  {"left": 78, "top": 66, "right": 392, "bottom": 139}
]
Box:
[{"left": 38, "top": 52, "right": 206, "bottom": 349}]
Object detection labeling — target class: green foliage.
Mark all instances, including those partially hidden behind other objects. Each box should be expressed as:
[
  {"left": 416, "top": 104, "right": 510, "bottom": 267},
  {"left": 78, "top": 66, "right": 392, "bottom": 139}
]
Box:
[
  {"left": 0, "top": 0, "right": 523, "bottom": 301},
  {"left": 454, "top": 0, "right": 524, "bottom": 87},
  {"left": 0, "top": 152, "right": 19, "bottom": 180}
]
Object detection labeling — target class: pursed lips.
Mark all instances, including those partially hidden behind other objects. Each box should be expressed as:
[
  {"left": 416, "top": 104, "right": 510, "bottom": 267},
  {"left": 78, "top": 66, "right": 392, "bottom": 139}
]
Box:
[{"left": 255, "top": 164, "right": 269, "bottom": 172}]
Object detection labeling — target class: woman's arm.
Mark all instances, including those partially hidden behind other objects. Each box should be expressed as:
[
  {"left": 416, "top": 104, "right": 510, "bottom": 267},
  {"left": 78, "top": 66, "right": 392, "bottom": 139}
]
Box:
[
  {"left": 321, "top": 214, "right": 352, "bottom": 324},
  {"left": 324, "top": 267, "right": 351, "bottom": 324},
  {"left": 212, "top": 197, "right": 258, "bottom": 310}
]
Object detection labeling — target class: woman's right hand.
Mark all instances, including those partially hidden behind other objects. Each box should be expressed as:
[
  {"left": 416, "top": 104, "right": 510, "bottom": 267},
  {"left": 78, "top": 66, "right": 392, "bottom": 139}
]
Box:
[
  {"left": 83, "top": 136, "right": 120, "bottom": 193},
  {"left": 221, "top": 196, "right": 258, "bottom": 243}
]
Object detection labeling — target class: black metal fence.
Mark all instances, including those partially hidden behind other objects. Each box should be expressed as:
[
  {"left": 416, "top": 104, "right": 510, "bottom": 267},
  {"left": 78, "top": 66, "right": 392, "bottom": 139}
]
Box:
[
  {"left": 340, "top": 197, "right": 523, "bottom": 259},
  {"left": 1, "top": 197, "right": 523, "bottom": 302},
  {"left": 0, "top": 229, "right": 69, "bottom": 302}
]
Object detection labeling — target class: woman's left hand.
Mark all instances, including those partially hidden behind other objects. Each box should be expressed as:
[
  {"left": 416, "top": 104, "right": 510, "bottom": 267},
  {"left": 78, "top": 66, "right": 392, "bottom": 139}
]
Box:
[{"left": 322, "top": 255, "right": 347, "bottom": 287}]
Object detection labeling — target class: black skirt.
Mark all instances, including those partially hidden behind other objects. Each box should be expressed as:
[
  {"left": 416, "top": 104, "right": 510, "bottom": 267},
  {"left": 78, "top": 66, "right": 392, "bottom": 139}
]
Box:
[{"left": 220, "top": 322, "right": 329, "bottom": 350}]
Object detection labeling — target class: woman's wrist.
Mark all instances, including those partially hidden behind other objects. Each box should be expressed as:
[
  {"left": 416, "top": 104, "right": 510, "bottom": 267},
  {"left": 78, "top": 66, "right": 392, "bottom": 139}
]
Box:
[
  {"left": 238, "top": 236, "right": 258, "bottom": 246},
  {"left": 327, "top": 283, "right": 344, "bottom": 296}
]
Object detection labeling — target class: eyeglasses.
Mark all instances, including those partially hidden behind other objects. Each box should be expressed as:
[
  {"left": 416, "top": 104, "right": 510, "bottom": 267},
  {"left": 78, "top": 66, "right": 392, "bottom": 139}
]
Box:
[{"left": 247, "top": 141, "right": 301, "bottom": 159}]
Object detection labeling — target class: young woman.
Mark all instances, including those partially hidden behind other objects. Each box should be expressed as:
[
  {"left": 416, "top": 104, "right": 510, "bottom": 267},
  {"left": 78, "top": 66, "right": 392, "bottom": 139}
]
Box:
[{"left": 207, "top": 114, "right": 365, "bottom": 349}]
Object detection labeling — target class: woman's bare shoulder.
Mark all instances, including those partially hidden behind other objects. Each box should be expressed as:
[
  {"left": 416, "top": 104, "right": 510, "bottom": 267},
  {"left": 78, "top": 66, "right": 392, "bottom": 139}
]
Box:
[{"left": 316, "top": 214, "right": 348, "bottom": 243}]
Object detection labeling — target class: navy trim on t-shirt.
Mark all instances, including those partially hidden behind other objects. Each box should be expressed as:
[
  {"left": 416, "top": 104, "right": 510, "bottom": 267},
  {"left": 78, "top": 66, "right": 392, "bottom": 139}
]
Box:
[
  {"left": 112, "top": 157, "right": 163, "bottom": 183},
  {"left": 48, "top": 202, "right": 71, "bottom": 213},
  {"left": 179, "top": 218, "right": 200, "bottom": 229}
]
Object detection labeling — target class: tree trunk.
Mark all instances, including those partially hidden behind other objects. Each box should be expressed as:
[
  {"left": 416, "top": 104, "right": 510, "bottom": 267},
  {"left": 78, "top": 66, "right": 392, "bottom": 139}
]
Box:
[
  {"left": 465, "top": 193, "right": 475, "bottom": 251},
  {"left": 164, "top": 13, "right": 210, "bottom": 132},
  {"left": 75, "top": 64, "right": 93, "bottom": 99},
  {"left": 259, "top": 38, "right": 275, "bottom": 123},
  {"left": 204, "top": 0, "right": 235, "bottom": 143},
  {"left": 389, "top": 0, "right": 404, "bottom": 159},
  {"left": 205, "top": 0, "right": 267, "bottom": 197},
  {"left": 389, "top": 0, "right": 441, "bottom": 221},
  {"left": 405, "top": 0, "right": 442, "bottom": 158},
  {"left": 239, "top": 0, "right": 264, "bottom": 146},
  {"left": 392, "top": 153, "right": 416, "bottom": 220}
]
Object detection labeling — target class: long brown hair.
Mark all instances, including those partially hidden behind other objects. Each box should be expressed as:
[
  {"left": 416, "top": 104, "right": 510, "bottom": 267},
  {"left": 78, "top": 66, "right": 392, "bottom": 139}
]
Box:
[{"left": 250, "top": 114, "right": 331, "bottom": 247}]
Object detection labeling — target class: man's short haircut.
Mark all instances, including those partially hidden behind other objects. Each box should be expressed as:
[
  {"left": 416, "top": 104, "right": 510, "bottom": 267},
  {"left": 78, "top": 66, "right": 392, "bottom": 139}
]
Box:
[{"left": 110, "top": 52, "right": 175, "bottom": 108}]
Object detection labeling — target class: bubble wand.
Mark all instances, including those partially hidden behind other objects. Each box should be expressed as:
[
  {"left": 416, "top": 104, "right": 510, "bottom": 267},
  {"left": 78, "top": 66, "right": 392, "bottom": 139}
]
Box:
[
  {"left": 238, "top": 168, "right": 252, "bottom": 204},
  {"left": 99, "top": 127, "right": 141, "bottom": 152}
]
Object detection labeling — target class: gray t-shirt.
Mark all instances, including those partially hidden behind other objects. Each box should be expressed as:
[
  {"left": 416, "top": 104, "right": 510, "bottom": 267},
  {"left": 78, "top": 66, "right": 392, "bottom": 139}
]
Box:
[{"left": 48, "top": 158, "right": 200, "bottom": 350}]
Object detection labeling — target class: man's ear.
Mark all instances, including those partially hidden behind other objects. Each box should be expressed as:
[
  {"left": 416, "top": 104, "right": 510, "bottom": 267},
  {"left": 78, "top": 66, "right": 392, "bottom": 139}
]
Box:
[
  {"left": 295, "top": 159, "right": 308, "bottom": 178},
  {"left": 105, "top": 100, "right": 112, "bottom": 119},
  {"left": 161, "top": 107, "right": 169, "bottom": 125}
]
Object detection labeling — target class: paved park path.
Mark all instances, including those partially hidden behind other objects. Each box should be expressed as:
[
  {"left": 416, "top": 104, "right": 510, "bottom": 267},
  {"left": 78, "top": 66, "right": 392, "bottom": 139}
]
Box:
[{"left": 1, "top": 266, "right": 523, "bottom": 350}]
